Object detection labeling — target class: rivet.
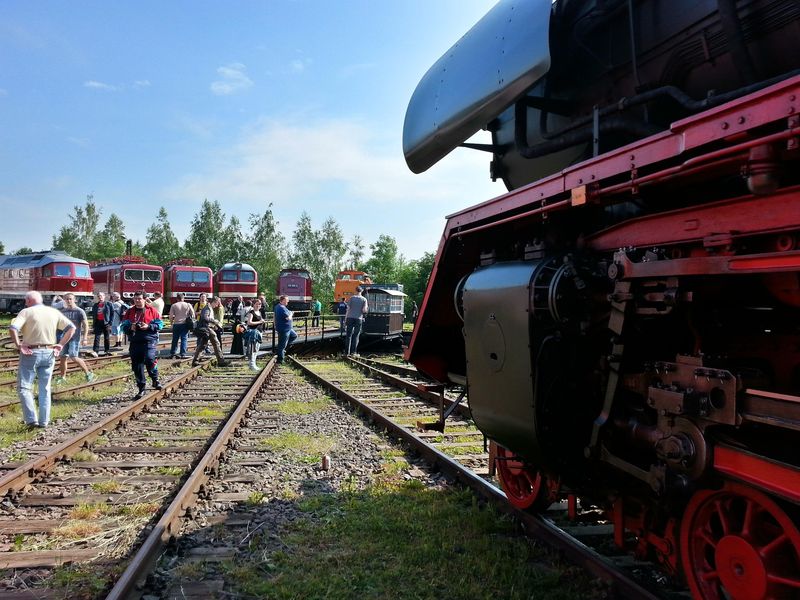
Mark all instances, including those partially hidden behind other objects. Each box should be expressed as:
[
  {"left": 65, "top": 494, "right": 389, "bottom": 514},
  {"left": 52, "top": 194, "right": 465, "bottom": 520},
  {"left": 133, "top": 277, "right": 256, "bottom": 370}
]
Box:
[{"left": 721, "top": 122, "right": 729, "bottom": 130}]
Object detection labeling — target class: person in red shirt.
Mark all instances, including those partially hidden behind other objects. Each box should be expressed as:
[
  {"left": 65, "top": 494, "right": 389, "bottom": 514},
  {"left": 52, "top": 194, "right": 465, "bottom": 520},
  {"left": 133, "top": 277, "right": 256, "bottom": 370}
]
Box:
[
  {"left": 91, "top": 292, "right": 113, "bottom": 356},
  {"left": 121, "top": 291, "right": 164, "bottom": 399}
]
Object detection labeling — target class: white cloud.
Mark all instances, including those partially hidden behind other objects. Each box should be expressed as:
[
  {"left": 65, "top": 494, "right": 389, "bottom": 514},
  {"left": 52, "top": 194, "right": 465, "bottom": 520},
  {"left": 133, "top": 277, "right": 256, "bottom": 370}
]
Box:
[
  {"left": 66, "top": 136, "right": 90, "bottom": 147},
  {"left": 83, "top": 80, "right": 118, "bottom": 91},
  {"left": 133, "top": 80, "right": 151, "bottom": 89},
  {"left": 289, "top": 58, "right": 312, "bottom": 73},
  {"left": 210, "top": 63, "right": 253, "bottom": 96},
  {"left": 163, "top": 117, "right": 504, "bottom": 257}
]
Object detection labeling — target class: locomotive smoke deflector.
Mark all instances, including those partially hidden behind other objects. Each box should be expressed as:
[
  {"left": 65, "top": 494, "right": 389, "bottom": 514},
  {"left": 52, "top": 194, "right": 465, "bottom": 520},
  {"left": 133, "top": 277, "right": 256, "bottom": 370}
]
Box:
[{"left": 402, "top": 0, "right": 552, "bottom": 174}]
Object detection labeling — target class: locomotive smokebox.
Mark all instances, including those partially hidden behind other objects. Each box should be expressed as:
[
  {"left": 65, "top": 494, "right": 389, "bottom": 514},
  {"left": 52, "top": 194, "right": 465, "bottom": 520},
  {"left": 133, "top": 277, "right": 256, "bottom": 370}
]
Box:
[{"left": 462, "top": 261, "right": 542, "bottom": 461}]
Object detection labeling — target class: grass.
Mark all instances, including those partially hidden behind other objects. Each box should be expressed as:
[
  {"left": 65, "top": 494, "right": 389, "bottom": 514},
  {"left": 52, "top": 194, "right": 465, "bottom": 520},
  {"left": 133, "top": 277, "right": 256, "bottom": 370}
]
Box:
[
  {"left": 72, "top": 449, "right": 98, "bottom": 462},
  {"left": 156, "top": 466, "right": 185, "bottom": 477},
  {"left": 259, "top": 432, "right": 336, "bottom": 464},
  {"left": 187, "top": 406, "right": 226, "bottom": 420},
  {"left": 276, "top": 396, "right": 331, "bottom": 415},
  {"left": 223, "top": 480, "right": 602, "bottom": 599},
  {"left": 91, "top": 480, "right": 121, "bottom": 494},
  {"left": 247, "top": 491, "right": 267, "bottom": 506}
]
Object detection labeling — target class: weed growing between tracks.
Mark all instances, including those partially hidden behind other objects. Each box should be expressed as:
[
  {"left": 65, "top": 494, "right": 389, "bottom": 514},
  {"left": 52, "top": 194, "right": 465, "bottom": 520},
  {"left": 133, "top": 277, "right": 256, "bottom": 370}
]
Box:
[{"left": 223, "top": 477, "right": 599, "bottom": 600}]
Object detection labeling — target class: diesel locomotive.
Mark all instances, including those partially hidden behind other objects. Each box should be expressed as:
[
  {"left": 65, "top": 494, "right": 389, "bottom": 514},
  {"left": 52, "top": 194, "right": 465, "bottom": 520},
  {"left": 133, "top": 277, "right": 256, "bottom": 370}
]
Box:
[
  {"left": 0, "top": 250, "right": 93, "bottom": 311},
  {"left": 405, "top": 0, "right": 800, "bottom": 597}
]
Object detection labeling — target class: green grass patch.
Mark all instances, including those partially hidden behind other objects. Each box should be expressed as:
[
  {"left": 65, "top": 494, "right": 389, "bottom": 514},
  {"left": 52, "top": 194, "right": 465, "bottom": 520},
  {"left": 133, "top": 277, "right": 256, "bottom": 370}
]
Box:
[
  {"left": 224, "top": 481, "right": 599, "bottom": 599},
  {"left": 90, "top": 480, "right": 121, "bottom": 494},
  {"left": 276, "top": 396, "right": 331, "bottom": 415},
  {"left": 155, "top": 466, "right": 185, "bottom": 477},
  {"left": 51, "top": 564, "right": 119, "bottom": 597},
  {"left": 259, "top": 432, "right": 336, "bottom": 464},
  {"left": 187, "top": 406, "right": 225, "bottom": 420}
]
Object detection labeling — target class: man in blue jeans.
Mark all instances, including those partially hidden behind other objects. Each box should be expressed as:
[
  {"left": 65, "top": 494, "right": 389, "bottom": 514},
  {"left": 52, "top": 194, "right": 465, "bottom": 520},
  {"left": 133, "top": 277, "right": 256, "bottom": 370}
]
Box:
[
  {"left": 344, "top": 286, "right": 368, "bottom": 356},
  {"left": 9, "top": 291, "right": 76, "bottom": 428},
  {"left": 274, "top": 295, "right": 297, "bottom": 363},
  {"left": 168, "top": 292, "right": 195, "bottom": 358}
]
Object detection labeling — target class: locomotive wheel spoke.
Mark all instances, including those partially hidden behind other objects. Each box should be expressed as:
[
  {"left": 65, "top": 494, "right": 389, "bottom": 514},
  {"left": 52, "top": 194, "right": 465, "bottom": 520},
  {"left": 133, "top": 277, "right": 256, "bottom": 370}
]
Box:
[
  {"left": 681, "top": 482, "right": 800, "bottom": 600},
  {"left": 494, "top": 445, "right": 548, "bottom": 511}
]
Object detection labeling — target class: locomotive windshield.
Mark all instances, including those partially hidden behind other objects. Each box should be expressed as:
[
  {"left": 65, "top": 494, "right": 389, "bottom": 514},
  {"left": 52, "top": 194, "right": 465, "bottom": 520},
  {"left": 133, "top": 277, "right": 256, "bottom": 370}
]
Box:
[
  {"left": 240, "top": 271, "right": 255, "bottom": 281},
  {"left": 53, "top": 264, "right": 72, "bottom": 276},
  {"left": 176, "top": 270, "right": 210, "bottom": 283},
  {"left": 125, "top": 269, "right": 162, "bottom": 282},
  {"left": 74, "top": 265, "right": 90, "bottom": 278}
]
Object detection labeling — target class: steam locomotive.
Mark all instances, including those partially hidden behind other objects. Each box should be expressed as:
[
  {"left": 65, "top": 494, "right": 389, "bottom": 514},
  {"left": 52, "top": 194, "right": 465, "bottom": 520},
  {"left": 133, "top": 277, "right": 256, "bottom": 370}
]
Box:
[{"left": 405, "top": 1, "right": 800, "bottom": 597}]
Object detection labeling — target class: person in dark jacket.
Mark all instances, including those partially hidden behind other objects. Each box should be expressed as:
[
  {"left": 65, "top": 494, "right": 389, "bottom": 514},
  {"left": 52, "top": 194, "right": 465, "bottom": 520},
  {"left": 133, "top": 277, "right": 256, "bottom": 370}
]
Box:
[
  {"left": 120, "top": 291, "right": 164, "bottom": 399},
  {"left": 91, "top": 292, "right": 114, "bottom": 356},
  {"left": 274, "top": 295, "right": 297, "bottom": 364},
  {"left": 191, "top": 298, "right": 228, "bottom": 367}
]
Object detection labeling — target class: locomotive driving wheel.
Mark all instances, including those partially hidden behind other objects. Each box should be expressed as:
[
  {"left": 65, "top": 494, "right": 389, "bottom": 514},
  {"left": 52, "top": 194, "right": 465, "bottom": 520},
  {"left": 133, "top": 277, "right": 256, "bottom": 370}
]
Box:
[
  {"left": 494, "top": 445, "right": 556, "bottom": 511},
  {"left": 680, "top": 481, "right": 800, "bottom": 600}
]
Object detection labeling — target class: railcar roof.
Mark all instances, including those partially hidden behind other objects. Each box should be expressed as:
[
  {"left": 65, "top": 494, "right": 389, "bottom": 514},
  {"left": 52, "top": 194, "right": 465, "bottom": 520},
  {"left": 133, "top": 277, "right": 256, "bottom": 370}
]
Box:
[
  {"left": 219, "top": 262, "right": 255, "bottom": 271},
  {"left": 0, "top": 250, "right": 89, "bottom": 268}
]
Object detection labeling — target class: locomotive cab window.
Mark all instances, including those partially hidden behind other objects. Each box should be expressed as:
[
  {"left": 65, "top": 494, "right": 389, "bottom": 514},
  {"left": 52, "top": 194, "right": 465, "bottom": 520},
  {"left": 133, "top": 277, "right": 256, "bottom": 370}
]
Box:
[
  {"left": 221, "top": 271, "right": 237, "bottom": 281},
  {"left": 42, "top": 266, "right": 52, "bottom": 277},
  {"left": 124, "top": 269, "right": 144, "bottom": 281},
  {"left": 193, "top": 271, "right": 210, "bottom": 283},
  {"left": 240, "top": 271, "right": 255, "bottom": 282},
  {"left": 74, "top": 265, "right": 90, "bottom": 278},
  {"left": 54, "top": 264, "right": 72, "bottom": 277},
  {"left": 143, "top": 270, "right": 161, "bottom": 282}
]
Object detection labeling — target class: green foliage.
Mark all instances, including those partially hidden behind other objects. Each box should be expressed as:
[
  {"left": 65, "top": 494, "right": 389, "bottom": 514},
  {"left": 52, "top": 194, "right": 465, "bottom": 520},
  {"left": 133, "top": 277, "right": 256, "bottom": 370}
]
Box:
[
  {"left": 363, "top": 234, "right": 401, "bottom": 283},
  {"left": 93, "top": 213, "right": 127, "bottom": 258},
  {"left": 288, "top": 212, "right": 347, "bottom": 305},
  {"left": 246, "top": 204, "right": 287, "bottom": 297},
  {"left": 218, "top": 215, "right": 247, "bottom": 264},
  {"left": 14, "top": 246, "right": 34, "bottom": 255},
  {"left": 143, "top": 207, "right": 183, "bottom": 264},
  {"left": 52, "top": 195, "right": 103, "bottom": 258},
  {"left": 347, "top": 234, "right": 365, "bottom": 269},
  {"left": 0, "top": 241, "right": 4, "bottom": 254},
  {"left": 184, "top": 199, "right": 227, "bottom": 269}
]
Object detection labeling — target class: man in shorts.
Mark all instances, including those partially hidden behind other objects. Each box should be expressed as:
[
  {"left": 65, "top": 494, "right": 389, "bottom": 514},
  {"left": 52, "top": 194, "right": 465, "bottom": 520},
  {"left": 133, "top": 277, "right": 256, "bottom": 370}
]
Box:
[{"left": 55, "top": 293, "right": 95, "bottom": 385}]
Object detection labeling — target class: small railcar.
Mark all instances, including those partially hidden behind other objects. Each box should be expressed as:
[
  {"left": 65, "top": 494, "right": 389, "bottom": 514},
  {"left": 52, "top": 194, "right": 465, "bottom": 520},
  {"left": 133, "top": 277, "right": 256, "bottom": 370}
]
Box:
[
  {"left": 0, "top": 250, "right": 93, "bottom": 312},
  {"left": 214, "top": 262, "right": 258, "bottom": 301},
  {"left": 333, "top": 270, "right": 372, "bottom": 302},
  {"left": 277, "top": 268, "right": 313, "bottom": 311},
  {"left": 363, "top": 284, "right": 406, "bottom": 337},
  {"left": 163, "top": 261, "right": 213, "bottom": 305},
  {"left": 90, "top": 257, "right": 163, "bottom": 300}
]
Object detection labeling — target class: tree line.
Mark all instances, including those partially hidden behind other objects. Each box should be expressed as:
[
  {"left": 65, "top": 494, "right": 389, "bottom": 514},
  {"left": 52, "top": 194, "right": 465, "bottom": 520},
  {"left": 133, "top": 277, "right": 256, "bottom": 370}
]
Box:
[{"left": 1, "top": 196, "right": 435, "bottom": 312}]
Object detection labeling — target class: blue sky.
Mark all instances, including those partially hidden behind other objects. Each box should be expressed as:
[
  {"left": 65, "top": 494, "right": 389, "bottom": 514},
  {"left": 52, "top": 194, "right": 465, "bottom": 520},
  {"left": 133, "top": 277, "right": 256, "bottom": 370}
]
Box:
[{"left": 0, "top": 1, "right": 505, "bottom": 261}]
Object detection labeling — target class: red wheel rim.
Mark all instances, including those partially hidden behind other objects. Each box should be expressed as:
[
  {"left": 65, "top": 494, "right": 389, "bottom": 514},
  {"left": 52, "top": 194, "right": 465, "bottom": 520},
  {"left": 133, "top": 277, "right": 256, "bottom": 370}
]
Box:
[
  {"left": 495, "top": 445, "right": 545, "bottom": 510},
  {"left": 680, "top": 481, "right": 800, "bottom": 600}
]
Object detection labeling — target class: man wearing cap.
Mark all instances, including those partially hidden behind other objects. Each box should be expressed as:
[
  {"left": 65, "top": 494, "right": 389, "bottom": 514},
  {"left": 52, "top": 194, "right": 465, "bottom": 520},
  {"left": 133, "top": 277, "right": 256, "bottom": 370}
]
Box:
[
  {"left": 344, "top": 286, "right": 368, "bottom": 356},
  {"left": 9, "top": 291, "right": 76, "bottom": 428}
]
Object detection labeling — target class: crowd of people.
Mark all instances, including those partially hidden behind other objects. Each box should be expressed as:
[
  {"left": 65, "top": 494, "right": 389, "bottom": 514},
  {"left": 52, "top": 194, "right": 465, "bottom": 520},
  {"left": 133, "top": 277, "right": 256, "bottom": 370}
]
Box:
[{"left": 9, "top": 287, "right": 422, "bottom": 428}]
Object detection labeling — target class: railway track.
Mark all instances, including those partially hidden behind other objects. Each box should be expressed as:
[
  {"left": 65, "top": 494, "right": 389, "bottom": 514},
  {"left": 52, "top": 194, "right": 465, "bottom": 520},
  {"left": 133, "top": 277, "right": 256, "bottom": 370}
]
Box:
[
  {"left": 291, "top": 356, "right": 680, "bottom": 600},
  {"left": 0, "top": 358, "right": 274, "bottom": 596}
]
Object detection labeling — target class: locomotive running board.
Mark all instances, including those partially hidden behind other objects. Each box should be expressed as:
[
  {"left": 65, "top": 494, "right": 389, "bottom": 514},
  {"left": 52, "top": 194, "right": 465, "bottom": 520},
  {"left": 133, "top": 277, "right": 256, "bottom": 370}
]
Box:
[{"left": 714, "top": 444, "right": 800, "bottom": 504}]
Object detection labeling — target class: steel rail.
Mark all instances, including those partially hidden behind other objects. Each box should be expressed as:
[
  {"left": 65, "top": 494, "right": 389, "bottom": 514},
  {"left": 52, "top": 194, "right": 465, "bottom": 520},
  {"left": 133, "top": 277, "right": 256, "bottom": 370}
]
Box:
[
  {"left": 0, "top": 362, "right": 214, "bottom": 497},
  {"left": 291, "top": 356, "right": 661, "bottom": 600},
  {"left": 105, "top": 356, "right": 277, "bottom": 600}
]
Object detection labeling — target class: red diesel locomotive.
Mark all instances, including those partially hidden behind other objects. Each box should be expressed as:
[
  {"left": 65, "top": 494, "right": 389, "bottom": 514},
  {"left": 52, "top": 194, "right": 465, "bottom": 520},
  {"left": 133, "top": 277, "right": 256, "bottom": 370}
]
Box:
[
  {"left": 277, "top": 268, "right": 312, "bottom": 310},
  {"left": 163, "top": 260, "right": 213, "bottom": 305},
  {"left": 90, "top": 257, "right": 163, "bottom": 300},
  {"left": 405, "top": 1, "right": 800, "bottom": 597},
  {"left": 213, "top": 262, "right": 258, "bottom": 301},
  {"left": 0, "top": 250, "right": 93, "bottom": 312}
]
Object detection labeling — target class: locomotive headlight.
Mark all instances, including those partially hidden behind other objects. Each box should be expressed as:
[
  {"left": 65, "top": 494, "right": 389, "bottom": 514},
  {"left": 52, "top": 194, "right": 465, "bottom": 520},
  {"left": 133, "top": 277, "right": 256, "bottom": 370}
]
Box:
[{"left": 70, "top": 280, "right": 77, "bottom": 287}]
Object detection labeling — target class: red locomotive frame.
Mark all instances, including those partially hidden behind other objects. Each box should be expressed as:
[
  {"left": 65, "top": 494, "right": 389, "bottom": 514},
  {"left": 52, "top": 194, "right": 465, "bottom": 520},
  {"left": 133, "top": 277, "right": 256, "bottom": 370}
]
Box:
[
  {"left": 213, "top": 262, "right": 258, "bottom": 301},
  {"left": 409, "top": 75, "right": 800, "bottom": 597},
  {"left": 90, "top": 256, "right": 163, "bottom": 300},
  {"left": 277, "top": 268, "right": 312, "bottom": 311},
  {"left": 0, "top": 250, "right": 93, "bottom": 311},
  {"left": 163, "top": 260, "right": 213, "bottom": 305}
]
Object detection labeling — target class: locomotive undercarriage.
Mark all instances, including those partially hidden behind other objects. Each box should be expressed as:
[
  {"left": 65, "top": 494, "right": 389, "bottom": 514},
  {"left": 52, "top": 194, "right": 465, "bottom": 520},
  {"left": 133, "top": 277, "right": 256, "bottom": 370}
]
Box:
[{"left": 459, "top": 227, "right": 800, "bottom": 596}]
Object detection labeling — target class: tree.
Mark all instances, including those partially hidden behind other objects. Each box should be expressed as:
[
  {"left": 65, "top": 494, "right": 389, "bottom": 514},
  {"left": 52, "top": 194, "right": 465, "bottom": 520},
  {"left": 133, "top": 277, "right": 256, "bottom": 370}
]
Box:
[
  {"left": 397, "top": 251, "right": 435, "bottom": 316},
  {"left": 347, "top": 235, "right": 365, "bottom": 269},
  {"left": 143, "top": 207, "right": 182, "bottom": 264},
  {"left": 92, "top": 214, "right": 127, "bottom": 260},
  {"left": 245, "top": 204, "right": 287, "bottom": 297},
  {"left": 363, "top": 234, "right": 402, "bottom": 283},
  {"left": 218, "top": 216, "right": 247, "bottom": 265},
  {"left": 0, "top": 241, "right": 4, "bottom": 254},
  {"left": 184, "top": 199, "right": 226, "bottom": 269},
  {"left": 315, "top": 218, "right": 347, "bottom": 305},
  {"left": 288, "top": 212, "right": 347, "bottom": 305},
  {"left": 52, "top": 194, "right": 102, "bottom": 258},
  {"left": 14, "top": 246, "right": 34, "bottom": 255}
]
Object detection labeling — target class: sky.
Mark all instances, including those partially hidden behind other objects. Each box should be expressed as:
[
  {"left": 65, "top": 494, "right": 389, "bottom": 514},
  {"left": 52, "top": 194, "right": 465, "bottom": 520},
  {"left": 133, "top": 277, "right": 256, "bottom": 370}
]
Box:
[{"left": 0, "top": 1, "right": 507, "bottom": 261}]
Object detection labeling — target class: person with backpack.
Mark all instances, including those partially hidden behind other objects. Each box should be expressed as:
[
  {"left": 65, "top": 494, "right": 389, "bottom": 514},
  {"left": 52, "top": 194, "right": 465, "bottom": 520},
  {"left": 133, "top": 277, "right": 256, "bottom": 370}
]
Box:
[{"left": 191, "top": 297, "right": 227, "bottom": 367}]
